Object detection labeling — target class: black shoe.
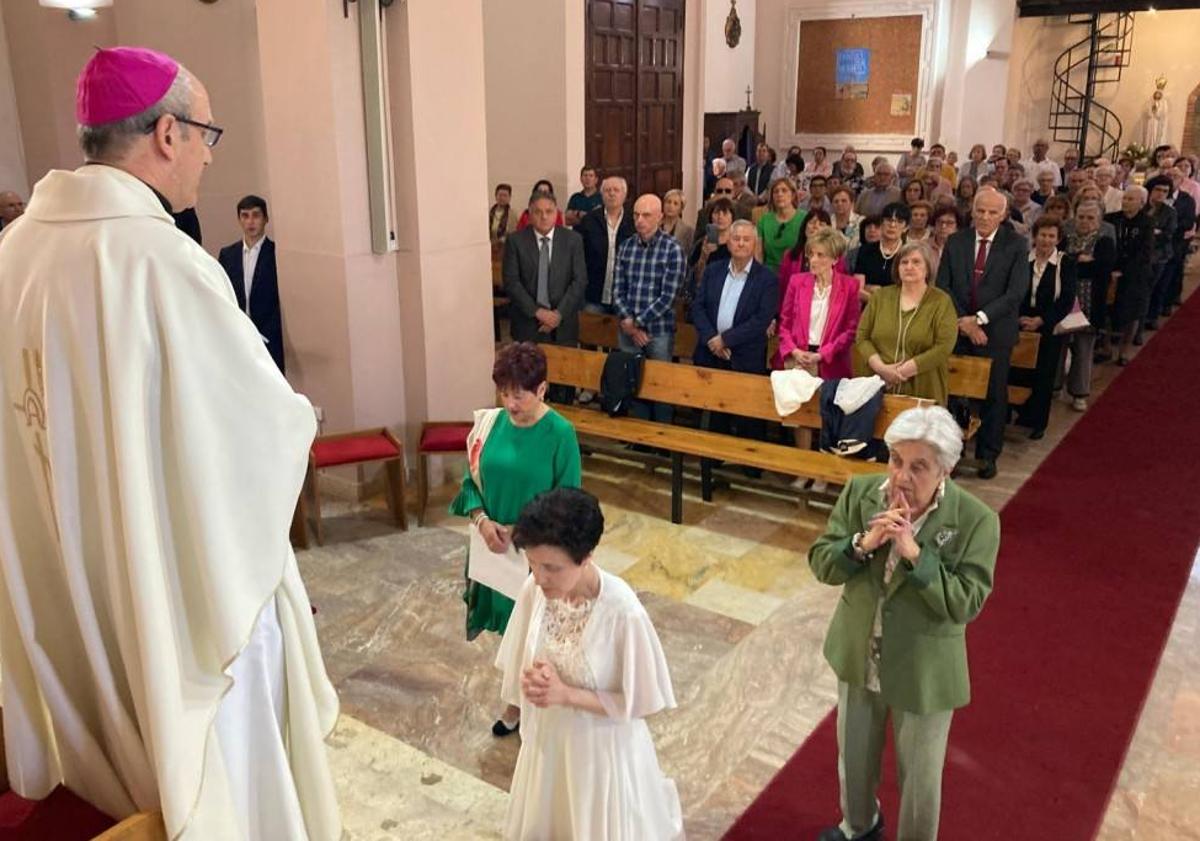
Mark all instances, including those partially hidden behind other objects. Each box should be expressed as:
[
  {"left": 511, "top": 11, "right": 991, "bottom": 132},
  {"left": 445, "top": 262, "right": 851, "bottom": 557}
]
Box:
[
  {"left": 1093, "top": 351, "right": 1112, "bottom": 364},
  {"left": 1133, "top": 334, "right": 1144, "bottom": 346},
  {"left": 816, "top": 816, "right": 884, "bottom": 841},
  {"left": 1029, "top": 428, "right": 1045, "bottom": 441},
  {"left": 1117, "top": 357, "right": 1130, "bottom": 367},
  {"left": 492, "top": 718, "right": 519, "bottom": 737},
  {"left": 977, "top": 459, "right": 998, "bottom": 479},
  {"left": 1144, "top": 320, "right": 1159, "bottom": 331}
]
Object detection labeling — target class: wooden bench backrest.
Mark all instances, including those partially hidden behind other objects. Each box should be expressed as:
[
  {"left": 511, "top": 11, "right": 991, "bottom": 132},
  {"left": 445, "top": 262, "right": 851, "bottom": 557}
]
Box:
[
  {"left": 576, "top": 310, "right": 1038, "bottom": 380},
  {"left": 543, "top": 345, "right": 924, "bottom": 434}
]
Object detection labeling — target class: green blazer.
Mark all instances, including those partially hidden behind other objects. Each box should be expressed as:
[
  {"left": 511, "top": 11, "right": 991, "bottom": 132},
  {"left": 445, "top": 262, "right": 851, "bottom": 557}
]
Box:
[{"left": 808, "top": 474, "right": 1000, "bottom": 714}]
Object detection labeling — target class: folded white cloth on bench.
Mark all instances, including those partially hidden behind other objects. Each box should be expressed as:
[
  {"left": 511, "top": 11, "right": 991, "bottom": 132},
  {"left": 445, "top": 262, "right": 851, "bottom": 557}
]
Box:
[
  {"left": 770, "top": 369, "right": 823, "bottom": 416},
  {"left": 834, "top": 375, "right": 886, "bottom": 414}
]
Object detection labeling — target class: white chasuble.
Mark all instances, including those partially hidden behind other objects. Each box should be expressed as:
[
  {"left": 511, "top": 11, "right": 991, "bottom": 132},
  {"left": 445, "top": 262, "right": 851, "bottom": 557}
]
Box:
[{"left": 0, "top": 165, "right": 340, "bottom": 840}]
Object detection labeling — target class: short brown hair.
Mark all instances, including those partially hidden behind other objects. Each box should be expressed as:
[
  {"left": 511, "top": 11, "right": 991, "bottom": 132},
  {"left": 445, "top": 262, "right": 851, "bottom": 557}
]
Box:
[
  {"left": 493, "top": 342, "right": 547, "bottom": 392},
  {"left": 1032, "top": 215, "right": 1062, "bottom": 238}
]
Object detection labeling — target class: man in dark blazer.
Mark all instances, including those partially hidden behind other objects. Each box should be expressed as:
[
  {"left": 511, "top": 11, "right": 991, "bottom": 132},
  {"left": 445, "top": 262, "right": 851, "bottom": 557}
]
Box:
[
  {"left": 218, "top": 195, "right": 285, "bottom": 374},
  {"left": 575, "top": 176, "right": 634, "bottom": 312},
  {"left": 503, "top": 191, "right": 587, "bottom": 403},
  {"left": 936, "top": 187, "right": 1030, "bottom": 479},
  {"left": 691, "top": 220, "right": 779, "bottom": 454}
]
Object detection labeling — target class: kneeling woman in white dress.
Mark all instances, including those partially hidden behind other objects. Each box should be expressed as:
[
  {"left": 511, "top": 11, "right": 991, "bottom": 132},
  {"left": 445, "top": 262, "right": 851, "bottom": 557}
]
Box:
[{"left": 497, "top": 488, "right": 684, "bottom": 840}]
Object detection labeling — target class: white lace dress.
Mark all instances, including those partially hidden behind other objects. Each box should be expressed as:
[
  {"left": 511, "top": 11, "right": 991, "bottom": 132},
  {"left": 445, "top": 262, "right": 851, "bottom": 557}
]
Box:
[{"left": 496, "top": 570, "right": 683, "bottom": 840}]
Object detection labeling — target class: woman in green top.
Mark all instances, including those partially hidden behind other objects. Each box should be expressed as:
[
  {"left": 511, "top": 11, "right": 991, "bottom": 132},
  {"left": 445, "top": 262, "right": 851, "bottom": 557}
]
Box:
[
  {"left": 854, "top": 241, "right": 958, "bottom": 404},
  {"left": 450, "top": 342, "right": 581, "bottom": 735},
  {"left": 755, "top": 177, "right": 806, "bottom": 273}
]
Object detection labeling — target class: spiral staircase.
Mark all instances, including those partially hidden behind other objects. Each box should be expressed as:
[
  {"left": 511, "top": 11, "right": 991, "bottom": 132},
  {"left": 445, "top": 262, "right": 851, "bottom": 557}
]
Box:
[{"left": 1048, "top": 12, "right": 1134, "bottom": 161}]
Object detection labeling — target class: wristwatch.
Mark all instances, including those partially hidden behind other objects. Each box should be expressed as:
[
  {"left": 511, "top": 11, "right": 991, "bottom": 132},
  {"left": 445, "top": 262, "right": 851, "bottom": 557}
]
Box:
[{"left": 851, "top": 531, "right": 873, "bottom": 561}]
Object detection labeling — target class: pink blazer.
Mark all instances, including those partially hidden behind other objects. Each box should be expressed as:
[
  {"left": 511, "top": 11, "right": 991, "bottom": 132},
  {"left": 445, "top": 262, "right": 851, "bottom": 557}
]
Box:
[{"left": 774, "top": 270, "right": 861, "bottom": 378}]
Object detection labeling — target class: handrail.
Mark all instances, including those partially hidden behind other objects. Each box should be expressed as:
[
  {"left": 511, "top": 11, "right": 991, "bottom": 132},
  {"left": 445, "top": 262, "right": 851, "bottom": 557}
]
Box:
[{"left": 1049, "top": 12, "right": 1131, "bottom": 161}]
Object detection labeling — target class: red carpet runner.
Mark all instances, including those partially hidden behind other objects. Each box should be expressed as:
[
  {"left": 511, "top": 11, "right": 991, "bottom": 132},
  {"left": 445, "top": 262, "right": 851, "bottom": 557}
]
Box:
[{"left": 727, "top": 292, "right": 1200, "bottom": 839}]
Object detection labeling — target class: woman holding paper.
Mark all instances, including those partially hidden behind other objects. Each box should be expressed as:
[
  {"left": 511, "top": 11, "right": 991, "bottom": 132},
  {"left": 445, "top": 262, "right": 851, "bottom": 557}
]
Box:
[
  {"left": 500, "top": 487, "right": 682, "bottom": 841},
  {"left": 451, "top": 342, "right": 581, "bottom": 737}
]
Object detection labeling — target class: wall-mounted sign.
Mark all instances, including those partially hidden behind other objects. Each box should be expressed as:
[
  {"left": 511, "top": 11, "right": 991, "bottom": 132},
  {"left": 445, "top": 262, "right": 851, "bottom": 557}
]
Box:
[
  {"left": 890, "top": 93, "right": 913, "bottom": 116},
  {"left": 834, "top": 48, "right": 870, "bottom": 99}
]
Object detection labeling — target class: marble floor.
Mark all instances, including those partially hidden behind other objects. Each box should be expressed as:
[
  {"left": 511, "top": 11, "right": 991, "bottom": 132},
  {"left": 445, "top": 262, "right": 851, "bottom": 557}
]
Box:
[{"left": 308, "top": 290, "right": 1200, "bottom": 840}]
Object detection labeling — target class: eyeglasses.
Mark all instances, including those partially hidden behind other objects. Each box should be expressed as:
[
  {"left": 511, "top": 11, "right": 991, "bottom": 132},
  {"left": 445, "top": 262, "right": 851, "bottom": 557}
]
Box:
[
  {"left": 175, "top": 117, "right": 224, "bottom": 147},
  {"left": 714, "top": 188, "right": 733, "bottom": 195},
  {"left": 145, "top": 115, "right": 224, "bottom": 148}
]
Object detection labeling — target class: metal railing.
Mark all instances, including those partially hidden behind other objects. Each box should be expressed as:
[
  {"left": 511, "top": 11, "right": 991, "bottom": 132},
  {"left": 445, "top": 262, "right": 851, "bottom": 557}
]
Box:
[{"left": 1049, "top": 12, "right": 1133, "bottom": 161}]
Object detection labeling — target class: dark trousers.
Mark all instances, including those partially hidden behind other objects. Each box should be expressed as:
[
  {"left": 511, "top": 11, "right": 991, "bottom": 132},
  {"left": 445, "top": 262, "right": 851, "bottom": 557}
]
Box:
[
  {"left": 1012, "top": 332, "right": 1063, "bottom": 433},
  {"left": 1164, "top": 250, "right": 1188, "bottom": 311},
  {"left": 1146, "top": 260, "right": 1173, "bottom": 324},
  {"left": 529, "top": 323, "right": 577, "bottom": 404},
  {"left": 957, "top": 336, "right": 1013, "bottom": 461}
]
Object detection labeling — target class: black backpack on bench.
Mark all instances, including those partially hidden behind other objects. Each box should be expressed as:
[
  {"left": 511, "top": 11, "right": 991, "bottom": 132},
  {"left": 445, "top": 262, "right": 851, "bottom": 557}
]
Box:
[{"left": 599, "top": 350, "right": 645, "bottom": 417}]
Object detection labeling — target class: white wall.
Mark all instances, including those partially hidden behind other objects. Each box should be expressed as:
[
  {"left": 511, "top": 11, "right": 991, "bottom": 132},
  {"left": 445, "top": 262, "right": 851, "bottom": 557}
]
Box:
[
  {"left": 483, "top": 0, "right": 584, "bottom": 208},
  {"left": 0, "top": 9, "right": 27, "bottom": 195},
  {"left": 704, "top": 0, "right": 756, "bottom": 113},
  {"left": 938, "top": 0, "right": 1015, "bottom": 155},
  {"left": 1005, "top": 10, "right": 1200, "bottom": 159}
]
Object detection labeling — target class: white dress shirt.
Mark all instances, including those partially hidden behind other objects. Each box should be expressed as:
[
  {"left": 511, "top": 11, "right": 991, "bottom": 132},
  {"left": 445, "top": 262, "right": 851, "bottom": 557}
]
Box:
[
  {"left": 716, "top": 260, "right": 752, "bottom": 334},
  {"left": 242, "top": 236, "right": 265, "bottom": 314},
  {"left": 973, "top": 231, "right": 994, "bottom": 325},
  {"left": 602, "top": 210, "right": 623, "bottom": 304},
  {"left": 808, "top": 281, "right": 832, "bottom": 346}
]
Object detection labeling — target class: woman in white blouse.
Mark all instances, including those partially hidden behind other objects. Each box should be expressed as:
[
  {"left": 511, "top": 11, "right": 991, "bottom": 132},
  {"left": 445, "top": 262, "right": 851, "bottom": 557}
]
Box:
[{"left": 498, "top": 488, "right": 682, "bottom": 841}]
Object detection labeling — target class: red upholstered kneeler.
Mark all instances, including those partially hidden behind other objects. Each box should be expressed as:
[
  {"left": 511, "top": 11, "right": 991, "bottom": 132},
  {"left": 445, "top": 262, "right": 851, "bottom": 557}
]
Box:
[
  {"left": 292, "top": 427, "right": 408, "bottom": 548},
  {"left": 416, "top": 421, "right": 473, "bottom": 526}
]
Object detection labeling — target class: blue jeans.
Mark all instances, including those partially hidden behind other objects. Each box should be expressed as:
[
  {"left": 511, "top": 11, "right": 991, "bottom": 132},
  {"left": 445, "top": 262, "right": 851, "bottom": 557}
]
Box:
[{"left": 618, "top": 329, "right": 674, "bottom": 424}]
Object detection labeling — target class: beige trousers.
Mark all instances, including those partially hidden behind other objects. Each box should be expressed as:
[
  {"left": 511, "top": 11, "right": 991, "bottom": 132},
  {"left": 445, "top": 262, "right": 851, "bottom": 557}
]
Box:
[{"left": 836, "top": 681, "right": 954, "bottom": 841}]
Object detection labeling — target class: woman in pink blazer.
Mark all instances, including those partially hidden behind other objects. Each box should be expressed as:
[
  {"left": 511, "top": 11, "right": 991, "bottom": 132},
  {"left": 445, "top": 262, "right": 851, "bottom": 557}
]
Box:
[{"left": 774, "top": 226, "right": 860, "bottom": 378}]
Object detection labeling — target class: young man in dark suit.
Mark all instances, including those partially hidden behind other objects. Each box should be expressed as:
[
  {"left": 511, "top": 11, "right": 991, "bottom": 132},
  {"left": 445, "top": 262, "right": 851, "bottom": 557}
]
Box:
[
  {"left": 218, "top": 195, "right": 285, "bottom": 374},
  {"left": 502, "top": 192, "right": 588, "bottom": 403},
  {"left": 936, "top": 187, "right": 1031, "bottom": 479}
]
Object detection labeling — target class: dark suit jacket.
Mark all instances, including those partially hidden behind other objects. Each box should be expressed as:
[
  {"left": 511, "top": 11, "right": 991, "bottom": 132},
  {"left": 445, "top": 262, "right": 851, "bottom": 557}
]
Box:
[
  {"left": 1020, "top": 255, "right": 1077, "bottom": 336},
  {"left": 935, "top": 225, "right": 1031, "bottom": 348},
  {"left": 502, "top": 225, "right": 588, "bottom": 344},
  {"left": 691, "top": 258, "right": 779, "bottom": 374},
  {"left": 218, "top": 237, "right": 285, "bottom": 373},
  {"left": 576, "top": 206, "right": 634, "bottom": 305}
]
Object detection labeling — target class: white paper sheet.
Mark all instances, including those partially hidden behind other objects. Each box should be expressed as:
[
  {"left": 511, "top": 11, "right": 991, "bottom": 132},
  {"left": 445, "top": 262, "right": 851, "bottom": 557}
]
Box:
[{"left": 468, "top": 523, "right": 530, "bottom": 600}]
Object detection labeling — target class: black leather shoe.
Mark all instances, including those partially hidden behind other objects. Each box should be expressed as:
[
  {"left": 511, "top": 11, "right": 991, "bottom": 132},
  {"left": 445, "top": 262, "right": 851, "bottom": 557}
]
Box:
[
  {"left": 492, "top": 718, "right": 519, "bottom": 737},
  {"left": 816, "top": 815, "right": 884, "bottom": 841},
  {"left": 1029, "top": 428, "right": 1045, "bottom": 440},
  {"left": 977, "top": 459, "right": 998, "bottom": 479}
]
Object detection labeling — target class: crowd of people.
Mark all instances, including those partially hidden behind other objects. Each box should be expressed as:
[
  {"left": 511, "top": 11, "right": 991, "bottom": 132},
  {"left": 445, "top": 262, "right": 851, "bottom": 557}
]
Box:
[{"left": 490, "top": 135, "right": 1197, "bottom": 479}]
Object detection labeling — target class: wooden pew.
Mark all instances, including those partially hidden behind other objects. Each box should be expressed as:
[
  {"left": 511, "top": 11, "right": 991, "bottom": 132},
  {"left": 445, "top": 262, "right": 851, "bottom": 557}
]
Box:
[
  {"left": 576, "top": 309, "right": 1037, "bottom": 404},
  {"left": 544, "top": 345, "right": 930, "bottom": 523}
]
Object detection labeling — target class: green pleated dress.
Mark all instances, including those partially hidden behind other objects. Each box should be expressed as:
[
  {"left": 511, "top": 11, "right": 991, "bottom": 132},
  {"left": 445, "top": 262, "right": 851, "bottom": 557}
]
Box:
[{"left": 450, "top": 408, "right": 581, "bottom": 639}]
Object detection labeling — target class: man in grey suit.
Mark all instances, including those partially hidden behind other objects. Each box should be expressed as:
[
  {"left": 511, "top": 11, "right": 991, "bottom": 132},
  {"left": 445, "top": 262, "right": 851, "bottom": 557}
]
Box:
[
  {"left": 936, "top": 188, "right": 1031, "bottom": 479},
  {"left": 503, "top": 191, "right": 588, "bottom": 403}
]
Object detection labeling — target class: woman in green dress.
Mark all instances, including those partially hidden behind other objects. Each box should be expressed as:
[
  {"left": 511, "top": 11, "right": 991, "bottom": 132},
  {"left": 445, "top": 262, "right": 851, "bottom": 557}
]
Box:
[
  {"left": 450, "top": 342, "right": 581, "bottom": 736},
  {"left": 854, "top": 241, "right": 958, "bottom": 404},
  {"left": 755, "top": 177, "right": 806, "bottom": 274}
]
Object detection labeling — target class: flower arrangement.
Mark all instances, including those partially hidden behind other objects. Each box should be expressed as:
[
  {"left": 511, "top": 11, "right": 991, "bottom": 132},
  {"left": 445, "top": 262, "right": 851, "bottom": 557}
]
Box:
[{"left": 1121, "top": 142, "right": 1152, "bottom": 169}]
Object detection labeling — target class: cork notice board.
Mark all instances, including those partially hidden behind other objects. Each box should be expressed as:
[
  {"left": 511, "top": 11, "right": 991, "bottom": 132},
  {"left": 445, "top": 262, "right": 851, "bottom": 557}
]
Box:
[{"left": 794, "top": 15, "right": 922, "bottom": 135}]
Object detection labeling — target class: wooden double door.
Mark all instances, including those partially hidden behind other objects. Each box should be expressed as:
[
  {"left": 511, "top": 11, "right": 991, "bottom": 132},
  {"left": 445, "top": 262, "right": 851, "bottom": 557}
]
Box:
[{"left": 585, "top": 0, "right": 685, "bottom": 198}]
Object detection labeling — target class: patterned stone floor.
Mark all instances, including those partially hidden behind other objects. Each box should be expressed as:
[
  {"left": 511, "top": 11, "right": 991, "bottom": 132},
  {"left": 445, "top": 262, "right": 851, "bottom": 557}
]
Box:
[{"left": 313, "top": 284, "right": 1200, "bottom": 840}]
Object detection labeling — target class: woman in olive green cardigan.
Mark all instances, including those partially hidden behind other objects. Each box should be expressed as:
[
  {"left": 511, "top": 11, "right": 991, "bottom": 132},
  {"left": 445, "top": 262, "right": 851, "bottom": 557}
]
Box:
[{"left": 854, "top": 241, "right": 958, "bottom": 404}]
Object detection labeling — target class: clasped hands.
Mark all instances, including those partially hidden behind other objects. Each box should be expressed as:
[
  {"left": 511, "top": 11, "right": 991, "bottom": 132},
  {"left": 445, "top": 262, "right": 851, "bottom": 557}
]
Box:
[
  {"left": 957, "top": 316, "right": 988, "bottom": 346},
  {"left": 707, "top": 334, "right": 733, "bottom": 361},
  {"left": 521, "top": 658, "right": 569, "bottom": 708},
  {"left": 789, "top": 347, "right": 821, "bottom": 375},
  {"left": 620, "top": 317, "right": 651, "bottom": 348},
  {"left": 873, "top": 357, "right": 918, "bottom": 387},
  {"left": 535, "top": 308, "right": 561, "bottom": 334},
  {"left": 1018, "top": 315, "right": 1044, "bottom": 332},
  {"left": 860, "top": 490, "right": 921, "bottom": 562}
]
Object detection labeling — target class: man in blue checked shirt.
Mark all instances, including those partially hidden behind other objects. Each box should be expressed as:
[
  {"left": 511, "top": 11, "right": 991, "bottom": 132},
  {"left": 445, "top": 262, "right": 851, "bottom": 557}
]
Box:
[{"left": 613, "top": 194, "right": 687, "bottom": 423}]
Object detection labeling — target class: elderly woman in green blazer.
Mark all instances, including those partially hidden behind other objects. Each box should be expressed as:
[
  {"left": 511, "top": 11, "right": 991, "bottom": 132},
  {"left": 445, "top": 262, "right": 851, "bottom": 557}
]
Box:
[{"left": 810, "top": 406, "right": 1000, "bottom": 841}]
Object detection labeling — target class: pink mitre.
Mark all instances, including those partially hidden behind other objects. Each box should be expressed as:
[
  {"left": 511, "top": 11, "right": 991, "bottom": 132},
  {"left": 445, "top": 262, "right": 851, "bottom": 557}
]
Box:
[{"left": 76, "top": 46, "right": 180, "bottom": 127}]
